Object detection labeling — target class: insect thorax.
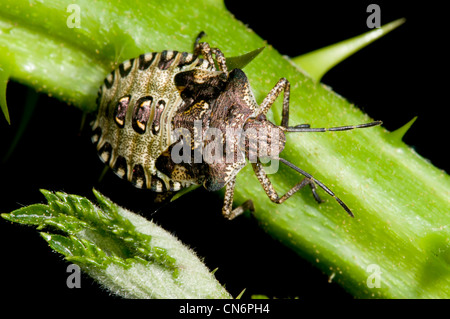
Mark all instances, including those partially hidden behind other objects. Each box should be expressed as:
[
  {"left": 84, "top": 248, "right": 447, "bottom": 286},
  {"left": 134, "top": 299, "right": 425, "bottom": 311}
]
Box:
[{"left": 92, "top": 50, "right": 213, "bottom": 192}]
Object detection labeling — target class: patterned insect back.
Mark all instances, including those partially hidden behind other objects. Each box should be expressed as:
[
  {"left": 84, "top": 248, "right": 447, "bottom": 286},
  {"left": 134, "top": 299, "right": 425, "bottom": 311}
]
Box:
[{"left": 92, "top": 50, "right": 213, "bottom": 192}]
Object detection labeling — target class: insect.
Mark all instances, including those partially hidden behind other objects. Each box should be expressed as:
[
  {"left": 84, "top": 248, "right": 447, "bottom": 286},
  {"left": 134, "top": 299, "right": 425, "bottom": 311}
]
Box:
[
  {"left": 92, "top": 32, "right": 217, "bottom": 192},
  {"left": 92, "top": 32, "right": 382, "bottom": 220}
]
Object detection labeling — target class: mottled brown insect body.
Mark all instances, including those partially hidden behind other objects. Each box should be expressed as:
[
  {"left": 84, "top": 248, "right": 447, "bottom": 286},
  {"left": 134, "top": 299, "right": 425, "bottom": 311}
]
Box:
[{"left": 93, "top": 33, "right": 382, "bottom": 220}]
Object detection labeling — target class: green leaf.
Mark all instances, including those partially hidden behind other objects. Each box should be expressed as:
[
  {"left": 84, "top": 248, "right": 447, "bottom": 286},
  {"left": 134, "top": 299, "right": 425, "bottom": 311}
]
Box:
[
  {"left": 2, "top": 190, "right": 231, "bottom": 299},
  {"left": 41, "top": 233, "right": 88, "bottom": 257},
  {"left": 2, "top": 204, "right": 53, "bottom": 225},
  {"left": 292, "top": 18, "right": 406, "bottom": 81}
]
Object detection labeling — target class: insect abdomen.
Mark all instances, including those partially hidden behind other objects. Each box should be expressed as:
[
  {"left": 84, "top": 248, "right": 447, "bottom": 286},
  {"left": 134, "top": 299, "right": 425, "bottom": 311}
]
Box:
[{"left": 92, "top": 50, "right": 212, "bottom": 192}]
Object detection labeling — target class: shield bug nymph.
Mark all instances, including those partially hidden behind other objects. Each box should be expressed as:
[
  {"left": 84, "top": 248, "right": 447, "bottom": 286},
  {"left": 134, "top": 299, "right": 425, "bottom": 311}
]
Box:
[
  {"left": 92, "top": 32, "right": 217, "bottom": 193},
  {"left": 93, "top": 32, "right": 382, "bottom": 220}
]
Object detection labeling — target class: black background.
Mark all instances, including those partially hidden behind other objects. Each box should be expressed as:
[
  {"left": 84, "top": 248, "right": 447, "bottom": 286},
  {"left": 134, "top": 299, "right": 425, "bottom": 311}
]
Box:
[{"left": 1, "top": 0, "right": 447, "bottom": 302}]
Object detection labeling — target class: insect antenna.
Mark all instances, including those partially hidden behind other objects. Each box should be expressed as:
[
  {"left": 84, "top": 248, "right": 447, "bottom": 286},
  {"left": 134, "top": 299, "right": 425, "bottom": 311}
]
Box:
[
  {"left": 285, "top": 120, "right": 382, "bottom": 132},
  {"left": 278, "top": 157, "right": 354, "bottom": 217}
]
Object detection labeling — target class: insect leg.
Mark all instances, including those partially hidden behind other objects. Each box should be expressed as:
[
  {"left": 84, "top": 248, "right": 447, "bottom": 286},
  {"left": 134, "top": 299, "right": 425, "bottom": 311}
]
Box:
[
  {"left": 278, "top": 158, "right": 354, "bottom": 217},
  {"left": 256, "top": 78, "right": 291, "bottom": 128},
  {"left": 309, "top": 180, "right": 324, "bottom": 204},
  {"left": 222, "top": 177, "right": 254, "bottom": 220},
  {"left": 251, "top": 161, "right": 315, "bottom": 204},
  {"left": 194, "top": 38, "right": 229, "bottom": 75},
  {"left": 210, "top": 47, "right": 228, "bottom": 75},
  {"left": 256, "top": 77, "right": 381, "bottom": 131},
  {"left": 194, "top": 31, "right": 206, "bottom": 52}
]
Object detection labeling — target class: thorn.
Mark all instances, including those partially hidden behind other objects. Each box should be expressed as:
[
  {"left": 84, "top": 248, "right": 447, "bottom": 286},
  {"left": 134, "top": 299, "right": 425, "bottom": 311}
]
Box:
[
  {"left": 292, "top": 18, "right": 406, "bottom": 81},
  {"left": 236, "top": 288, "right": 246, "bottom": 299},
  {"left": 170, "top": 184, "right": 201, "bottom": 202},
  {"left": 389, "top": 116, "right": 417, "bottom": 143},
  {"left": 0, "top": 66, "right": 11, "bottom": 125},
  {"left": 79, "top": 111, "right": 88, "bottom": 136},
  {"left": 225, "top": 46, "right": 265, "bottom": 70},
  {"left": 98, "top": 165, "right": 110, "bottom": 183}
]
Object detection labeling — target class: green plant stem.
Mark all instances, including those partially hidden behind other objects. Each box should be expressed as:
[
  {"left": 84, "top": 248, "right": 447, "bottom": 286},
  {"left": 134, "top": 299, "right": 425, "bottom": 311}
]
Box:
[{"left": 1, "top": 0, "right": 449, "bottom": 298}]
